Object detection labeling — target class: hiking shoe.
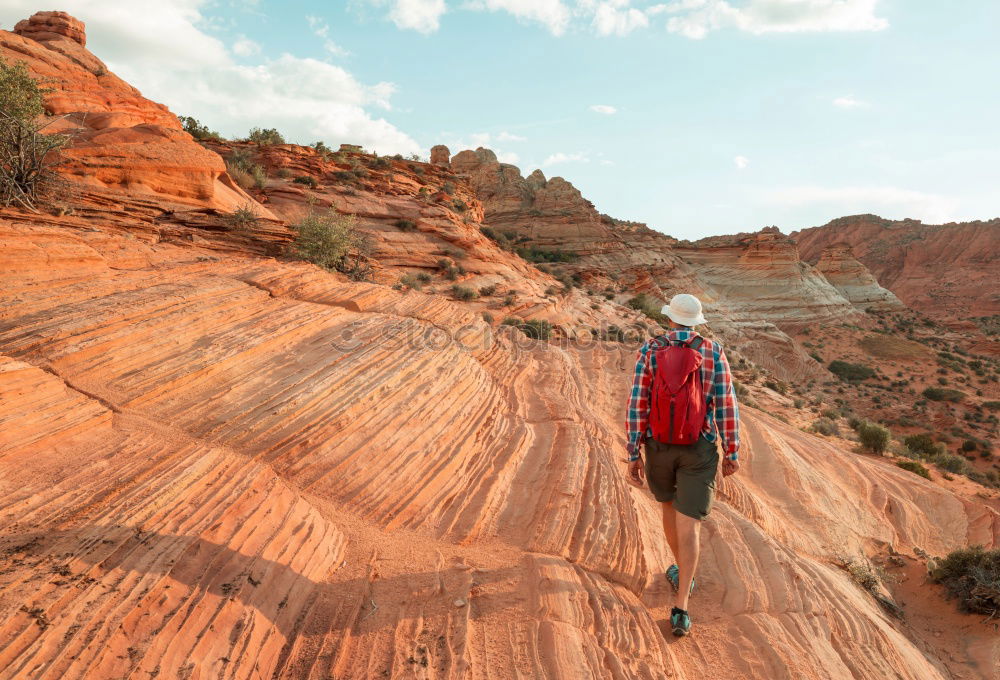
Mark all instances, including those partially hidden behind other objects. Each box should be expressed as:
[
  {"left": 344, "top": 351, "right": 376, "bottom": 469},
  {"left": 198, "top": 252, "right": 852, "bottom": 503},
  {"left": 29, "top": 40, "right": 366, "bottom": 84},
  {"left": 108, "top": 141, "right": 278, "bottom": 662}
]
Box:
[
  {"left": 666, "top": 564, "right": 695, "bottom": 594},
  {"left": 670, "top": 607, "right": 691, "bottom": 636}
]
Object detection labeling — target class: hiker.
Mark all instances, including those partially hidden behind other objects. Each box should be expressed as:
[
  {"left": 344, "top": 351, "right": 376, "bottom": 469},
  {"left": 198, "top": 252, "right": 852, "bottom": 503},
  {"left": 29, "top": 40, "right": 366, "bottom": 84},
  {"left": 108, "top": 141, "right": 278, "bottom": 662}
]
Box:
[{"left": 624, "top": 293, "right": 741, "bottom": 637}]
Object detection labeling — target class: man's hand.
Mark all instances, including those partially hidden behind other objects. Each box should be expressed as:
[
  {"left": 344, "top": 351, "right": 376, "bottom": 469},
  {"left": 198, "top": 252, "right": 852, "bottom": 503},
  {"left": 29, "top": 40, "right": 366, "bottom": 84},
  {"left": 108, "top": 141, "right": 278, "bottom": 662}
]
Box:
[
  {"left": 626, "top": 458, "right": 645, "bottom": 488},
  {"left": 722, "top": 458, "right": 740, "bottom": 477}
]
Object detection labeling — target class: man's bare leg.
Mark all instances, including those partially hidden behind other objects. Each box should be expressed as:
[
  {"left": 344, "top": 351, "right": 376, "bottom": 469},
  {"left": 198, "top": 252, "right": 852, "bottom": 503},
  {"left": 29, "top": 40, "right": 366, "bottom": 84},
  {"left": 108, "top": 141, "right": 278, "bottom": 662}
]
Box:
[
  {"left": 674, "top": 511, "right": 702, "bottom": 611},
  {"left": 660, "top": 501, "right": 680, "bottom": 563}
]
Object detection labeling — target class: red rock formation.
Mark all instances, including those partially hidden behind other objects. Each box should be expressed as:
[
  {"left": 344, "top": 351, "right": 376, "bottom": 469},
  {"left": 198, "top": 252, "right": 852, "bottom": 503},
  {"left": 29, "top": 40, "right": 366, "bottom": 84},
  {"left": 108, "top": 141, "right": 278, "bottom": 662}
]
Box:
[
  {"left": 793, "top": 215, "right": 1000, "bottom": 321},
  {"left": 430, "top": 144, "right": 450, "bottom": 166},
  {"left": 814, "top": 243, "right": 904, "bottom": 311},
  {"left": 1, "top": 13, "right": 255, "bottom": 212}
]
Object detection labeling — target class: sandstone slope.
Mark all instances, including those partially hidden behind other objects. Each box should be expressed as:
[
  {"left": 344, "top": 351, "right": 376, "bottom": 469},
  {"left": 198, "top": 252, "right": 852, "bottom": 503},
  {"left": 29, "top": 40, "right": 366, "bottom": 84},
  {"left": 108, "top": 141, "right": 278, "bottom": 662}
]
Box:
[
  {"left": 1, "top": 218, "right": 998, "bottom": 680},
  {"left": 793, "top": 215, "right": 1000, "bottom": 321}
]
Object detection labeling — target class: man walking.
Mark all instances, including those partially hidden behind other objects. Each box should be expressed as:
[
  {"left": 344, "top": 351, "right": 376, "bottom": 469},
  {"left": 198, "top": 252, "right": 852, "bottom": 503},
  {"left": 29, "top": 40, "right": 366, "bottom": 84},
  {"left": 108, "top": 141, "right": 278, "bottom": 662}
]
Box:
[{"left": 624, "top": 293, "right": 741, "bottom": 636}]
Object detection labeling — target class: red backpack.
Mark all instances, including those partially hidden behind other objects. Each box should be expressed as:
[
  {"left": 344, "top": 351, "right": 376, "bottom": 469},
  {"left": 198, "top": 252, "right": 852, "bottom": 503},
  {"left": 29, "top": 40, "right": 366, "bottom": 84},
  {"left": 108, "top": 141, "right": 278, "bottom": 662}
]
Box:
[{"left": 649, "top": 336, "right": 706, "bottom": 445}]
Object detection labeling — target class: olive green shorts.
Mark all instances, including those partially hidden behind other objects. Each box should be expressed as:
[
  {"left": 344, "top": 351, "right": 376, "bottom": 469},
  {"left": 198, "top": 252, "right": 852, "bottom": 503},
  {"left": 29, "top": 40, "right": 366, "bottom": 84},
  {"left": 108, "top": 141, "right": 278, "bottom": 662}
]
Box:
[{"left": 644, "top": 435, "right": 720, "bottom": 520}]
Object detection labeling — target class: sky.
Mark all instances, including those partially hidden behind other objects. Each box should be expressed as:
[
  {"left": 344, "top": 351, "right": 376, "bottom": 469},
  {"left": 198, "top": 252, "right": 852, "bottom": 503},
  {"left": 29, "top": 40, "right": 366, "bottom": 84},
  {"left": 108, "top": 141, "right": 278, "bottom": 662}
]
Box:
[{"left": 2, "top": 0, "right": 998, "bottom": 238}]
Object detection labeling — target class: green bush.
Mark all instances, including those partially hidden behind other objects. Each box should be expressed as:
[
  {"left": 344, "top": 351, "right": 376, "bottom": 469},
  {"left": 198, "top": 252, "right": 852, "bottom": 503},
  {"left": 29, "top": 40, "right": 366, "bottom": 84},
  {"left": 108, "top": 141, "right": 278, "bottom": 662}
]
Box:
[
  {"left": 829, "top": 360, "right": 875, "bottom": 382},
  {"left": 502, "top": 318, "right": 552, "bottom": 340},
  {"left": 627, "top": 294, "right": 667, "bottom": 324},
  {"left": 515, "top": 246, "right": 578, "bottom": 263},
  {"left": 292, "top": 210, "right": 360, "bottom": 272},
  {"left": 450, "top": 285, "right": 477, "bottom": 301},
  {"left": 857, "top": 421, "right": 890, "bottom": 454},
  {"left": 922, "top": 386, "right": 965, "bottom": 402},
  {"left": 225, "top": 149, "right": 266, "bottom": 191},
  {"left": 416, "top": 272, "right": 432, "bottom": 284},
  {"left": 395, "top": 219, "right": 417, "bottom": 232},
  {"left": 0, "top": 56, "right": 68, "bottom": 209},
  {"left": 932, "top": 546, "right": 1000, "bottom": 616},
  {"left": 896, "top": 460, "right": 931, "bottom": 479},
  {"left": 179, "top": 115, "right": 220, "bottom": 141},
  {"left": 481, "top": 311, "right": 494, "bottom": 324},
  {"left": 810, "top": 418, "right": 840, "bottom": 436},
  {"left": 247, "top": 127, "right": 284, "bottom": 145},
  {"left": 398, "top": 273, "right": 422, "bottom": 290},
  {"left": 904, "top": 433, "right": 944, "bottom": 458},
  {"left": 224, "top": 203, "right": 259, "bottom": 232},
  {"left": 982, "top": 400, "right": 1000, "bottom": 411},
  {"left": 932, "top": 453, "right": 970, "bottom": 475},
  {"left": 293, "top": 175, "right": 318, "bottom": 188},
  {"left": 479, "top": 284, "right": 497, "bottom": 296}
]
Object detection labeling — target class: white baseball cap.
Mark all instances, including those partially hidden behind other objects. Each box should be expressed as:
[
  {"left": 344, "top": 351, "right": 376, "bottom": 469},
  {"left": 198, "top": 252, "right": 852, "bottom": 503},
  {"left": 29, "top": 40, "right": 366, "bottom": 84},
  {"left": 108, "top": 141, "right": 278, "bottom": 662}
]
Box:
[{"left": 661, "top": 293, "right": 707, "bottom": 326}]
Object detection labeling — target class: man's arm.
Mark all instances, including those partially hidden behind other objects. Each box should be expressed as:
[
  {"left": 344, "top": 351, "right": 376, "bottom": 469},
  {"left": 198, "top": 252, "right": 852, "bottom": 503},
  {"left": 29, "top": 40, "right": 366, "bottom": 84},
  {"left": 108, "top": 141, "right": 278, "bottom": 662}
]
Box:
[
  {"left": 626, "top": 342, "right": 653, "bottom": 462},
  {"left": 713, "top": 346, "right": 740, "bottom": 460}
]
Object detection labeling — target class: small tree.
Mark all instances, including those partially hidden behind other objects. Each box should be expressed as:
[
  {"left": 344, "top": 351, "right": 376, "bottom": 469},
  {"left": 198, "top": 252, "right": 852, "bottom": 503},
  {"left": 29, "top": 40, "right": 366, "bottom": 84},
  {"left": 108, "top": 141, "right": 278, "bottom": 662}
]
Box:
[
  {"left": 857, "top": 421, "right": 890, "bottom": 454},
  {"left": 247, "top": 127, "right": 285, "bottom": 145},
  {"left": 178, "top": 115, "right": 220, "bottom": 141},
  {"left": 0, "top": 56, "right": 68, "bottom": 210},
  {"left": 292, "top": 210, "right": 370, "bottom": 280}
]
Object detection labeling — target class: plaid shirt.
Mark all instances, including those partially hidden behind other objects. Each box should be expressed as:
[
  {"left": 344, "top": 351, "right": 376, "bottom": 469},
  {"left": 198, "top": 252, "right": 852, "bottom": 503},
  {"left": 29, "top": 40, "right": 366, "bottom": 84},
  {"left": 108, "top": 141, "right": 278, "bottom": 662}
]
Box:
[{"left": 626, "top": 329, "right": 740, "bottom": 461}]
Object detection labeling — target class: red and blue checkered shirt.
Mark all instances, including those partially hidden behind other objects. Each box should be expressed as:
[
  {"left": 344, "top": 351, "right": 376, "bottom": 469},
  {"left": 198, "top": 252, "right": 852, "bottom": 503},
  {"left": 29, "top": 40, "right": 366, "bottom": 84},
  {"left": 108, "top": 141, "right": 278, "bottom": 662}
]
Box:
[{"left": 626, "top": 329, "right": 740, "bottom": 461}]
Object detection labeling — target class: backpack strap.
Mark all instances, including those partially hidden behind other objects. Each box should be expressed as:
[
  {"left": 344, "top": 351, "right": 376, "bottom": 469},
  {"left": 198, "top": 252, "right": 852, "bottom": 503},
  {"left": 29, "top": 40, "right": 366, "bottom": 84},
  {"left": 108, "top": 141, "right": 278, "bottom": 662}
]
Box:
[{"left": 687, "top": 336, "right": 704, "bottom": 350}]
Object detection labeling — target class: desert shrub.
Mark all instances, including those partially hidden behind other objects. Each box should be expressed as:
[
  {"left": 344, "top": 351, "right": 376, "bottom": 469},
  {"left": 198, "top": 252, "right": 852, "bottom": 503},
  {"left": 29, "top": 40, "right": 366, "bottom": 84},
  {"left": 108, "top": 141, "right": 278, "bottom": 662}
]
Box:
[
  {"left": 479, "top": 284, "right": 497, "bottom": 296},
  {"left": 932, "top": 546, "right": 1000, "bottom": 616},
  {"left": 450, "top": 285, "right": 477, "bottom": 301},
  {"left": 371, "top": 155, "right": 391, "bottom": 169},
  {"left": 178, "top": 115, "right": 220, "bottom": 141},
  {"left": 395, "top": 219, "right": 417, "bottom": 232},
  {"left": 0, "top": 56, "right": 68, "bottom": 210},
  {"left": 293, "top": 175, "right": 318, "bottom": 188},
  {"left": 922, "top": 386, "right": 965, "bottom": 402},
  {"left": 932, "top": 453, "right": 971, "bottom": 475},
  {"left": 225, "top": 149, "right": 266, "bottom": 191},
  {"left": 276, "top": 168, "right": 292, "bottom": 179},
  {"left": 904, "top": 433, "right": 944, "bottom": 458},
  {"left": 821, "top": 408, "right": 842, "bottom": 420},
  {"left": 311, "top": 140, "right": 332, "bottom": 156},
  {"left": 247, "top": 127, "right": 284, "bottom": 145},
  {"left": 416, "top": 272, "right": 432, "bottom": 284},
  {"left": 896, "top": 460, "right": 931, "bottom": 479},
  {"left": 857, "top": 421, "right": 890, "bottom": 454},
  {"left": 627, "top": 294, "right": 668, "bottom": 324},
  {"left": 481, "top": 311, "right": 494, "bottom": 324},
  {"left": 224, "top": 203, "right": 259, "bottom": 232},
  {"left": 828, "top": 360, "right": 875, "bottom": 382},
  {"left": 292, "top": 210, "right": 363, "bottom": 273},
  {"left": 519, "top": 319, "right": 552, "bottom": 340},
  {"left": 333, "top": 170, "right": 355, "bottom": 182},
  {"left": 961, "top": 439, "right": 978, "bottom": 453},
  {"left": 793, "top": 398, "right": 805, "bottom": 408},
  {"left": 398, "top": 273, "right": 422, "bottom": 290},
  {"left": 516, "top": 246, "right": 578, "bottom": 263},
  {"left": 764, "top": 379, "right": 788, "bottom": 395},
  {"left": 810, "top": 418, "right": 840, "bottom": 437},
  {"left": 502, "top": 294, "right": 516, "bottom": 306},
  {"left": 982, "top": 400, "right": 1000, "bottom": 411}
]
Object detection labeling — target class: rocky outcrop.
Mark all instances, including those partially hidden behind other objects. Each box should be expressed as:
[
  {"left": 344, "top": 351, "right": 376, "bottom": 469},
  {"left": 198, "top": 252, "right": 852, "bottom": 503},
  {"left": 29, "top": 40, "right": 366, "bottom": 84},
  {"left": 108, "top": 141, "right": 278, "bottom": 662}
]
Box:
[
  {"left": 430, "top": 144, "right": 450, "bottom": 166},
  {"left": 793, "top": 215, "right": 1000, "bottom": 320},
  {"left": 13, "top": 10, "right": 86, "bottom": 46},
  {"left": 1, "top": 13, "right": 255, "bottom": 212},
  {"left": 814, "top": 243, "right": 904, "bottom": 311}
]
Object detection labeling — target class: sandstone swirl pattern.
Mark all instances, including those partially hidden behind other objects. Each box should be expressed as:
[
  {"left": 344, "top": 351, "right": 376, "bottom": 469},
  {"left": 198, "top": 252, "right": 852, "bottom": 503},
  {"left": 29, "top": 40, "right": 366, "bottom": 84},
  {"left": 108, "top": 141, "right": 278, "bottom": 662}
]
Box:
[{"left": 1, "top": 219, "right": 997, "bottom": 680}]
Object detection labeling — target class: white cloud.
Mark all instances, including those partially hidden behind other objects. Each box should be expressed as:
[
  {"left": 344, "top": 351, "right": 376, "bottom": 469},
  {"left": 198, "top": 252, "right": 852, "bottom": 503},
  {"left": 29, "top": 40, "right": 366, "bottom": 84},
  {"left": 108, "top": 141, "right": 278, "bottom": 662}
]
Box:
[
  {"left": 590, "top": 104, "right": 618, "bottom": 114},
  {"left": 232, "top": 35, "right": 261, "bottom": 56},
  {"left": 387, "top": 0, "right": 447, "bottom": 33},
  {"left": 762, "top": 185, "right": 958, "bottom": 223},
  {"left": 465, "top": 0, "right": 572, "bottom": 36},
  {"left": 600, "top": 159, "right": 616, "bottom": 166},
  {"left": 663, "top": 0, "right": 888, "bottom": 39},
  {"left": 496, "top": 150, "right": 520, "bottom": 163},
  {"left": 497, "top": 131, "right": 527, "bottom": 142},
  {"left": 543, "top": 151, "right": 590, "bottom": 165},
  {"left": 832, "top": 94, "right": 867, "bottom": 108},
  {"left": 734, "top": 155, "right": 749, "bottom": 169},
  {"left": 306, "top": 15, "right": 350, "bottom": 56},
  {"left": 447, "top": 132, "right": 520, "bottom": 164},
  {"left": 0, "top": 2, "right": 420, "bottom": 154},
  {"left": 589, "top": 1, "right": 650, "bottom": 35}
]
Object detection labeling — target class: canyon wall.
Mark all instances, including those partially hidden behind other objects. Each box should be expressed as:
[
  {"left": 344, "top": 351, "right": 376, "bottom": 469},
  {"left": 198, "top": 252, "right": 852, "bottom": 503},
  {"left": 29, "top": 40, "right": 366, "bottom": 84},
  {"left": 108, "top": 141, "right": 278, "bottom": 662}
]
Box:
[{"left": 793, "top": 214, "right": 1000, "bottom": 321}]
